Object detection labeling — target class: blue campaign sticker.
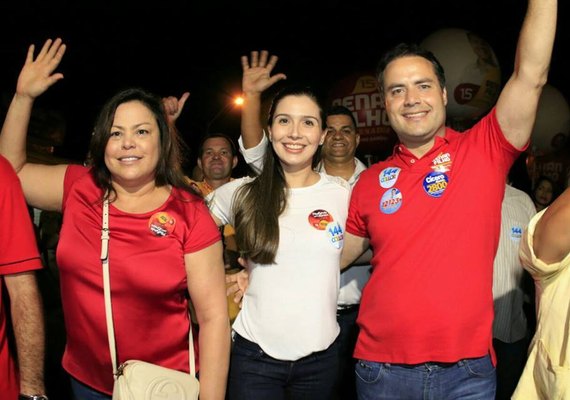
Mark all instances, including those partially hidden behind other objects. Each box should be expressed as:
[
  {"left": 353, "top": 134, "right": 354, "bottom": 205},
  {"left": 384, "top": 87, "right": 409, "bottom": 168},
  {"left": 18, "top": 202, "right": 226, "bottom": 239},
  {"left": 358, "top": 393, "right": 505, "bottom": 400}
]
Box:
[
  {"left": 510, "top": 225, "right": 523, "bottom": 242},
  {"left": 379, "top": 167, "right": 401, "bottom": 188},
  {"left": 326, "top": 221, "right": 344, "bottom": 249},
  {"left": 379, "top": 188, "right": 403, "bottom": 214},
  {"left": 422, "top": 172, "right": 448, "bottom": 198}
]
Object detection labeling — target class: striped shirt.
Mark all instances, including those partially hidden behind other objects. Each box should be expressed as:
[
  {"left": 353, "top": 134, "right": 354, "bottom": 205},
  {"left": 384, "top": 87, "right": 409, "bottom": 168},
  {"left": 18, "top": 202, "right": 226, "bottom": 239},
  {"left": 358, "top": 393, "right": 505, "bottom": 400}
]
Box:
[{"left": 492, "top": 184, "right": 537, "bottom": 342}]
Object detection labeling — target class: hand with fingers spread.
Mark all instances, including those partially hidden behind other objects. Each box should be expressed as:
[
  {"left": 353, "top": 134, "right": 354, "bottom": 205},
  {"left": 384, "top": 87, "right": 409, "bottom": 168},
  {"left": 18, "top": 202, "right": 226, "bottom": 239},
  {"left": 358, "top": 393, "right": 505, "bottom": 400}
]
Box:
[
  {"left": 241, "top": 50, "right": 286, "bottom": 97},
  {"left": 17, "top": 38, "right": 66, "bottom": 100},
  {"left": 162, "top": 92, "right": 190, "bottom": 124},
  {"left": 240, "top": 50, "right": 287, "bottom": 149}
]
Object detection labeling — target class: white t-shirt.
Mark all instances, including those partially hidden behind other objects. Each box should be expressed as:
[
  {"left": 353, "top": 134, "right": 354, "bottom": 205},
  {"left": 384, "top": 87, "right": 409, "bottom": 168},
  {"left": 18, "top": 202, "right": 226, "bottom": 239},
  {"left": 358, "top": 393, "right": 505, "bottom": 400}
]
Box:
[
  {"left": 239, "top": 134, "right": 371, "bottom": 307},
  {"left": 207, "top": 173, "right": 350, "bottom": 360}
]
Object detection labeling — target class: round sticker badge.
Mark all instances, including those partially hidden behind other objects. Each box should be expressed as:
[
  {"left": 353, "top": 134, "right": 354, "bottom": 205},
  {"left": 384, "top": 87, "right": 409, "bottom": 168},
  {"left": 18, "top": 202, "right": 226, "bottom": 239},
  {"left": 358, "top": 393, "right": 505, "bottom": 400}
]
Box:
[
  {"left": 380, "top": 188, "right": 403, "bottom": 214},
  {"left": 423, "top": 171, "right": 448, "bottom": 198},
  {"left": 148, "top": 212, "right": 176, "bottom": 237},
  {"left": 379, "top": 167, "right": 401, "bottom": 188},
  {"left": 308, "top": 209, "right": 333, "bottom": 230}
]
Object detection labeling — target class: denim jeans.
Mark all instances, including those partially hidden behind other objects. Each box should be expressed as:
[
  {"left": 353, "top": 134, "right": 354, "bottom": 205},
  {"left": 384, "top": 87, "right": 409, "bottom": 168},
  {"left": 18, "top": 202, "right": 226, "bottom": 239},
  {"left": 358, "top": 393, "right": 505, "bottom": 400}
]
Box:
[
  {"left": 70, "top": 376, "right": 111, "bottom": 400},
  {"left": 228, "top": 333, "right": 339, "bottom": 400},
  {"left": 355, "top": 354, "right": 496, "bottom": 400}
]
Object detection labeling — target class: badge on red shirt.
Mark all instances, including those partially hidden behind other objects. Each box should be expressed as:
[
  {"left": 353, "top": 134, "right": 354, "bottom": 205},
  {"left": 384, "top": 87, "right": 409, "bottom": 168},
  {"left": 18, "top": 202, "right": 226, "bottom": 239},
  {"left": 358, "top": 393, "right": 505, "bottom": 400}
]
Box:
[
  {"left": 149, "top": 212, "right": 176, "bottom": 237},
  {"left": 379, "top": 167, "right": 401, "bottom": 188},
  {"left": 380, "top": 188, "right": 403, "bottom": 214},
  {"left": 423, "top": 172, "right": 449, "bottom": 198}
]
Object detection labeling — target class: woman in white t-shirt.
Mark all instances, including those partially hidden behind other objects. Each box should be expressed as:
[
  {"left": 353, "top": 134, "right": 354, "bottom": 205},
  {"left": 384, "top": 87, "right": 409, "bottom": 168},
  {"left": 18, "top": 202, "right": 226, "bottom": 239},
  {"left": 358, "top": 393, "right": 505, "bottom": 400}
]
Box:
[{"left": 207, "top": 63, "right": 350, "bottom": 399}]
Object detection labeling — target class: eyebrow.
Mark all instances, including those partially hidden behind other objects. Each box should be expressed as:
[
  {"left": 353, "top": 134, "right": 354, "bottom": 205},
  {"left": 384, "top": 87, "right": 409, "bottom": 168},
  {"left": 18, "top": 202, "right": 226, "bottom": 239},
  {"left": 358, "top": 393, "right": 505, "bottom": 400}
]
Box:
[
  {"left": 111, "top": 122, "right": 153, "bottom": 130},
  {"left": 274, "top": 113, "right": 320, "bottom": 122},
  {"left": 386, "top": 77, "right": 436, "bottom": 92},
  {"left": 328, "top": 125, "right": 355, "bottom": 130}
]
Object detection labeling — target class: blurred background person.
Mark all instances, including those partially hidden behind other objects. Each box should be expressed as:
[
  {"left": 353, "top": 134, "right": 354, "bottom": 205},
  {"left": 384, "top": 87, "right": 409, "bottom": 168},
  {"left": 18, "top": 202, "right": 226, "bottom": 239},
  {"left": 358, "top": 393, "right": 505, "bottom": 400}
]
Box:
[
  {"left": 531, "top": 175, "right": 556, "bottom": 212},
  {"left": 492, "top": 181, "right": 536, "bottom": 400}
]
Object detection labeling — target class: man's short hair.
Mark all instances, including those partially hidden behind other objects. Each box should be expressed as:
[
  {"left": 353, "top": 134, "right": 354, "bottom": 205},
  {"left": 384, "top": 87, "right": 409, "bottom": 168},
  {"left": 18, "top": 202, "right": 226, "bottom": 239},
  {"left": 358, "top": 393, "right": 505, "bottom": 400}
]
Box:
[
  {"left": 324, "top": 105, "right": 357, "bottom": 129},
  {"left": 198, "top": 133, "right": 237, "bottom": 157}
]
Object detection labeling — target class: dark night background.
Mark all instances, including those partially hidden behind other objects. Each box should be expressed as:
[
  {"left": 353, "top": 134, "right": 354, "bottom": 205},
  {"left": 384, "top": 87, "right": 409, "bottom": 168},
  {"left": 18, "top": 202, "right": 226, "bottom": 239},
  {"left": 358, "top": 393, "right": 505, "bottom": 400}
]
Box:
[
  {"left": 0, "top": 2, "right": 568, "bottom": 398},
  {"left": 0, "top": 1, "right": 568, "bottom": 173}
]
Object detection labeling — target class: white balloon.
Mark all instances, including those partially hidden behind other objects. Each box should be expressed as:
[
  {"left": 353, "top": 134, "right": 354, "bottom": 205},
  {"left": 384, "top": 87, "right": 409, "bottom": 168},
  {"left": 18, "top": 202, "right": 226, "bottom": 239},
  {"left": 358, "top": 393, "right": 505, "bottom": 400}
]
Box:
[
  {"left": 421, "top": 28, "right": 502, "bottom": 120},
  {"left": 530, "top": 84, "right": 570, "bottom": 155}
]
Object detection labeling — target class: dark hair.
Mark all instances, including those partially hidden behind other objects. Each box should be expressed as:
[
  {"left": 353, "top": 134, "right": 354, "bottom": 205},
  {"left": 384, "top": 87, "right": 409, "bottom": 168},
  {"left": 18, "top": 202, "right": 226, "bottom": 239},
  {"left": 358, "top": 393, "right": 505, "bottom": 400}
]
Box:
[
  {"left": 233, "top": 85, "right": 324, "bottom": 264},
  {"left": 376, "top": 42, "right": 446, "bottom": 99},
  {"left": 325, "top": 105, "right": 357, "bottom": 129},
  {"left": 532, "top": 175, "right": 558, "bottom": 205},
  {"left": 198, "top": 132, "right": 237, "bottom": 157},
  {"left": 89, "top": 87, "right": 198, "bottom": 200}
]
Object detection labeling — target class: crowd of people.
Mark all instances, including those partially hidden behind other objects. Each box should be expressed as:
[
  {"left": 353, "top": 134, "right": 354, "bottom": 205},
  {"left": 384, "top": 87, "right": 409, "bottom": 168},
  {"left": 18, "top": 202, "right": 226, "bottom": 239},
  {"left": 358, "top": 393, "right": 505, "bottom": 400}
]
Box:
[{"left": 0, "top": 0, "right": 565, "bottom": 399}]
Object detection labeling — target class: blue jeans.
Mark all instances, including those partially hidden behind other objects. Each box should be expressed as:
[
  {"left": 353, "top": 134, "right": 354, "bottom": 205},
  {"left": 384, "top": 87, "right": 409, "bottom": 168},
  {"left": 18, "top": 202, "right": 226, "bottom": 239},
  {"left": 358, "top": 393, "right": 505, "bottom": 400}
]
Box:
[
  {"left": 70, "top": 376, "right": 111, "bottom": 400},
  {"left": 355, "top": 354, "right": 496, "bottom": 399},
  {"left": 228, "top": 333, "right": 339, "bottom": 400}
]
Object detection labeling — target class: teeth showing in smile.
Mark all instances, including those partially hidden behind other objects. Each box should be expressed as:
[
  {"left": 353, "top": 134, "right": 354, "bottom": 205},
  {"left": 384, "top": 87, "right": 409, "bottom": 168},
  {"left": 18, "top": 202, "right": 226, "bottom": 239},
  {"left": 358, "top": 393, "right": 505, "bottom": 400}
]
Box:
[
  {"left": 120, "top": 156, "right": 139, "bottom": 161},
  {"left": 404, "top": 111, "right": 427, "bottom": 118},
  {"left": 284, "top": 144, "right": 304, "bottom": 150}
]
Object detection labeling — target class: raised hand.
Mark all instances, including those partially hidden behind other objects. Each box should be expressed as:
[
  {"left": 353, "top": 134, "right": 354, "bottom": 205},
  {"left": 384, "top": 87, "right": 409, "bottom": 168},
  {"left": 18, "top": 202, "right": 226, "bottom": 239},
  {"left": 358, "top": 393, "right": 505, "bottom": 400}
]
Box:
[
  {"left": 241, "top": 50, "right": 286, "bottom": 96},
  {"left": 17, "top": 38, "right": 66, "bottom": 100},
  {"left": 162, "top": 92, "right": 190, "bottom": 124}
]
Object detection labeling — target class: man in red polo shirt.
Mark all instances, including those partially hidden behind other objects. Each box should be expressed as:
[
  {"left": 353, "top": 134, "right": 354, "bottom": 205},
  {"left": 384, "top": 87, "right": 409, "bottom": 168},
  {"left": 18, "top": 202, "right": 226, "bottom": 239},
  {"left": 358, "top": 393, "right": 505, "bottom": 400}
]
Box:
[
  {"left": 340, "top": 0, "right": 558, "bottom": 397},
  {"left": 0, "top": 154, "right": 47, "bottom": 400}
]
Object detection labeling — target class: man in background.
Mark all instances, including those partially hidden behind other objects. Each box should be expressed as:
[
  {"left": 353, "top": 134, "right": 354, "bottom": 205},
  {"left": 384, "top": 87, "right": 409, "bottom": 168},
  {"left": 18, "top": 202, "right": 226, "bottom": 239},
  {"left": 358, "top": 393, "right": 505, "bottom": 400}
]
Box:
[
  {"left": 164, "top": 94, "right": 242, "bottom": 324},
  {"left": 492, "top": 181, "right": 536, "bottom": 400},
  {"left": 319, "top": 105, "right": 369, "bottom": 400}
]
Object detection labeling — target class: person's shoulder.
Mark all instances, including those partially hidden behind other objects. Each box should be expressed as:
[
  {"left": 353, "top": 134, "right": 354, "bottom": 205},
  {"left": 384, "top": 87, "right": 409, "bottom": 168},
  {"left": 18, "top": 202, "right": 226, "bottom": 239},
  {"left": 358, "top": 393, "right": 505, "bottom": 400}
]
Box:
[
  {"left": 65, "top": 164, "right": 92, "bottom": 186},
  {"left": 506, "top": 184, "right": 533, "bottom": 203},
  {"left": 460, "top": 107, "right": 499, "bottom": 136},
  {"left": 505, "top": 185, "right": 537, "bottom": 217},
  {"left": 215, "top": 176, "right": 253, "bottom": 194},
  {"left": 321, "top": 173, "right": 351, "bottom": 192},
  {"left": 358, "top": 159, "right": 391, "bottom": 177},
  {"left": 0, "top": 154, "right": 9, "bottom": 168},
  {"left": 0, "top": 155, "right": 16, "bottom": 180},
  {"left": 172, "top": 186, "right": 203, "bottom": 202}
]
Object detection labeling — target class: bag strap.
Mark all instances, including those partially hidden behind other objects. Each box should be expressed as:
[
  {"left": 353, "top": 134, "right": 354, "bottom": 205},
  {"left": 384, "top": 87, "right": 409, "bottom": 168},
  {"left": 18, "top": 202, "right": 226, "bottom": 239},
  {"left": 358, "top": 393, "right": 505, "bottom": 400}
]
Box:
[{"left": 100, "top": 197, "right": 197, "bottom": 377}]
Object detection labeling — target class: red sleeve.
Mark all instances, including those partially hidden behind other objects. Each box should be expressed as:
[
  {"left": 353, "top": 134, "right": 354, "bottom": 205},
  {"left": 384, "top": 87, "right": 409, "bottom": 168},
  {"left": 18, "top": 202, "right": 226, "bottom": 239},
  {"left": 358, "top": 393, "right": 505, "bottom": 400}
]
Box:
[
  {"left": 0, "top": 156, "right": 42, "bottom": 275},
  {"left": 62, "top": 164, "right": 91, "bottom": 213},
  {"left": 183, "top": 195, "right": 221, "bottom": 254}
]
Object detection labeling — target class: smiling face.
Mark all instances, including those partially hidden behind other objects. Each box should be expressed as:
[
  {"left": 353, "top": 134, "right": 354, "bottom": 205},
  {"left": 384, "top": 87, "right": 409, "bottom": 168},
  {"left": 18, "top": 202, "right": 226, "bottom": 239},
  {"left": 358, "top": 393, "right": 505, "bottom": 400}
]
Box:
[
  {"left": 323, "top": 113, "right": 360, "bottom": 162},
  {"left": 382, "top": 55, "right": 448, "bottom": 153},
  {"left": 104, "top": 100, "right": 161, "bottom": 189},
  {"left": 197, "top": 136, "right": 237, "bottom": 184},
  {"left": 267, "top": 94, "right": 325, "bottom": 173}
]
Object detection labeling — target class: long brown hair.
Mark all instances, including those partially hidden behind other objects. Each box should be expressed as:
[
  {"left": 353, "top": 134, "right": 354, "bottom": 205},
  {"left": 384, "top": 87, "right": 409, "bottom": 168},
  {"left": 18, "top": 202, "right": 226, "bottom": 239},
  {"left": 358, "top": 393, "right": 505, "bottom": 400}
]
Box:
[{"left": 233, "top": 85, "right": 325, "bottom": 264}]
